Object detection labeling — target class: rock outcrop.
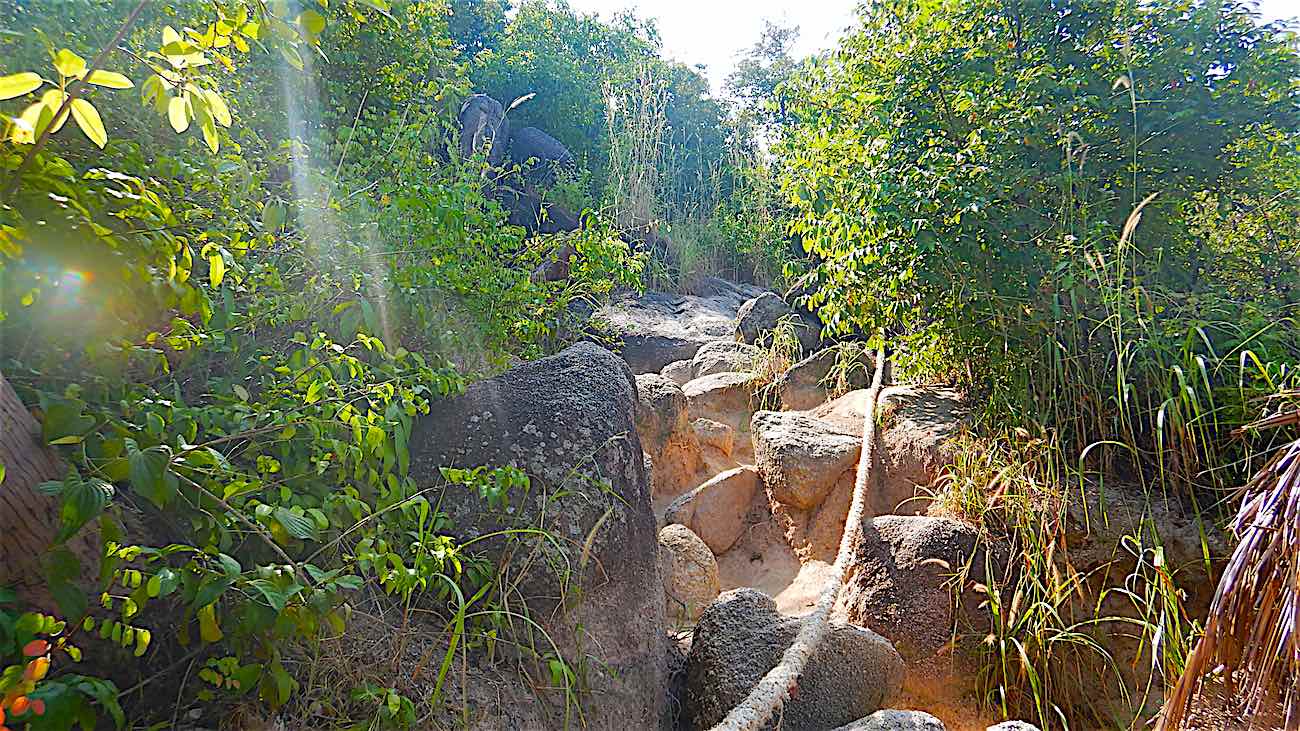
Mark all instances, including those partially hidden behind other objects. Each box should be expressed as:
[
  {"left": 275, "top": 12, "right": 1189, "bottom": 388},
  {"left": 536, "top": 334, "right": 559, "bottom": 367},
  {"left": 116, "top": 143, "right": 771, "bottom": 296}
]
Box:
[
  {"left": 661, "top": 358, "right": 694, "bottom": 386},
  {"left": 683, "top": 371, "right": 760, "bottom": 430},
  {"left": 664, "top": 466, "right": 762, "bottom": 554},
  {"left": 835, "top": 709, "right": 947, "bottom": 730},
  {"left": 408, "top": 342, "right": 663, "bottom": 729},
  {"left": 685, "top": 588, "right": 904, "bottom": 730},
  {"left": 813, "top": 386, "right": 965, "bottom": 515},
  {"left": 841, "top": 516, "right": 985, "bottom": 666},
  {"left": 595, "top": 278, "right": 768, "bottom": 373},
  {"left": 635, "top": 373, "right": 703, "bottom": 496},
  {"left": 691, "top": 417, "right": 735, "bottom": 457},
  {"left": 659, "top": 524, "right": 721, "bottom": 623},
  {"left": 735, "top": 292, "right": 820, "bottom": 353},
  {"left": 770, "top": 346, "right": 873, "bottom": 411},
  {"left": 691, "top": 340, "right": 761, "bottom": 378},
  {"left": 751, "top": 410, "right": 861, "bottom": 559}
]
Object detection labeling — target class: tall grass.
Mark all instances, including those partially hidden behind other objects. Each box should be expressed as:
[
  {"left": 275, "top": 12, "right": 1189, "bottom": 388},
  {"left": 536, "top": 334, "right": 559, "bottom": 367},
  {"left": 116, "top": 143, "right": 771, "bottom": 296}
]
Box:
[
  {"left": 604, "top": 63, "right": 667, "bottom": 238},
  {"left": 945, "top": 161, "right": 1299, "bottom": 728}
]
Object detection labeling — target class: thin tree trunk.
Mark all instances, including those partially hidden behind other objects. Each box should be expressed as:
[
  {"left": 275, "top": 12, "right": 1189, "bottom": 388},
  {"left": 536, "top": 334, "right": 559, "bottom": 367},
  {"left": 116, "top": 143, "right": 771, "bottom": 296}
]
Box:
[{"left": 0, "top": 371, "right": 98, "bottom": 604}]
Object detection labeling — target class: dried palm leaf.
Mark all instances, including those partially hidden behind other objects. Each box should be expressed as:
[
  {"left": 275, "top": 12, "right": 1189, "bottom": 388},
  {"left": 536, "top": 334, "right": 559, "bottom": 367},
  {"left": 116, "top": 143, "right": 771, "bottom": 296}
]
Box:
[{"left": 1159, "top": 410, "right": 1300, "bottom": 730}]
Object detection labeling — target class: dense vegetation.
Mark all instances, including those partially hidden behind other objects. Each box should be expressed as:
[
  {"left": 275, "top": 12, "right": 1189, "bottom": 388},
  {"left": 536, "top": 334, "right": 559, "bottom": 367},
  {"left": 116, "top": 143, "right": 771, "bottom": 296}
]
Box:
[
  {"left": 774, "top": 0, "right": 1300, "bottom": 724},
  {"left": 0, "top": 0, "right": 1296, "bottom": 728}
]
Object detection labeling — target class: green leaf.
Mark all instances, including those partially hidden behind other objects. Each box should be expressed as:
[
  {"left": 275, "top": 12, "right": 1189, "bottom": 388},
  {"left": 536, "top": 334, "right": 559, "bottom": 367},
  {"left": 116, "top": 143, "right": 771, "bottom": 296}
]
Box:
[
  {"left": 134, "top": 628, "right": 151, "bottom": 656},
  {"left": 262, "top": 201, "right": 285, "bottom": 232},
  {"left": 43, "top": 400, "right": 95, "bottom": 445},
  {"left": 0, "top": 72, "right": 43, "bottom": 100},
  {"left": 273, "top": 506, "right": 318, "bottom": 541},
  {"left": 128, "top": 443, "right": 176, "bottom": 508},
  {"left": 204, "top": 89, "right": 232, "bottom": 127},
  {"left": 58, "top": 476, "right": 114, "bottom": 542},
  {"left": 69, "top": 98, "right": 107, "bottom": 148},
  {"left": 298, "top": 9, "right": 326, "bottom": 36},
  {"left": 197, "top": 602, "right": 223, "bottom": 643},
  {"left": 355, "top": 0, "right": 392, "bottom": 14}
]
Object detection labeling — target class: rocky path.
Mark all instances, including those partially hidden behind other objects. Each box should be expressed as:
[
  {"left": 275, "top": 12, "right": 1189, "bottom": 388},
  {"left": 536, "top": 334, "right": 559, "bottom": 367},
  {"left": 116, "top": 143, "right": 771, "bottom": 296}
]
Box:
[
  {"left": 599, "top": 278, "right": 1013, "bottom": 731},
  {"left": 403, "top": 276, "right": 1227, "bottom": 730}
]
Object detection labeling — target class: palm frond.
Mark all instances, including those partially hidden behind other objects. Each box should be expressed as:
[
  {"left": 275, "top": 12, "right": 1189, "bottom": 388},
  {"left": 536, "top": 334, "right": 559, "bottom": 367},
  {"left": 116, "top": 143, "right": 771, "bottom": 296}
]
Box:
[{"left": 1159, "top": 414, "right": 1300, "bottom": 730}]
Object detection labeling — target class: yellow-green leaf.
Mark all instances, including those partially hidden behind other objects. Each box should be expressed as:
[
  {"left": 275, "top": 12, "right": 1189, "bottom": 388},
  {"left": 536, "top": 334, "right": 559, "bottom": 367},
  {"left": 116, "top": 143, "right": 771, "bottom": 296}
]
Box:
[
  {"left": 298, "top": 9, "right": 326, "bottom": 36},
  {"left": 83, "top": 69, "right": 133, "bottom": 89},
  {"left": 197, "top": 603, "right": 223, "bottom": 643},
  {"left": 0, "top": 72, "right": 43, "bottom": 100},
  {"left": 10, "top": 101, "right": 51, "bottom": 144},
  {"left": 204, "top": 89, "right": 231, "bottom": 127},
  {"left": 70, "top": 98, "right": 107, "bottom": 148},
  {"left": 168, "top": 96, "right": 189, "bottom": 133},
  {"left": 208, "top": 252, "right": 225, "bottom": 286},
  {"left": 39, "top": 89, "right": 69, "bottom": 134},
  {"left": 52, "top": 49, "right": 86, "bottom": 79},
  {"left": 162, "top": 25, "right": 182, "bottom": 47},
  {"left": 201, "top": 118, "right": 219, "bottom": 153},
  {"left": 134, "top": 628, "right": 151, "bottom": 657}
]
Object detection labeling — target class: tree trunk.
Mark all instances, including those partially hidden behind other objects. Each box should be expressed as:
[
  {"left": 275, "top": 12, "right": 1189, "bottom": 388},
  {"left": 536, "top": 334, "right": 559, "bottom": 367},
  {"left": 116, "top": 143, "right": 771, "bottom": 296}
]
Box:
[{"left": 0, "top": 371, "right": 98, "bottom": 605}]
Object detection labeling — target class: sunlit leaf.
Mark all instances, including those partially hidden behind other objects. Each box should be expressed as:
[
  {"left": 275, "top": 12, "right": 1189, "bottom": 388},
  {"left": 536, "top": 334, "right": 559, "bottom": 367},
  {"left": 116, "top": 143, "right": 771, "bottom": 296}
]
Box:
[
  {"left": 0, "top": 72, "right": 43, "bottom": 100},
  {"left": 52, "top": 49, "right": 86, "bottom": 78},
  {"left": 208, "top": 252, "right": 225, "bottom": 286},
  {"left": 69, "top": 98, "right": 107, "bottom": 148},
  {"left": 39, "top": 88, "right": 69, "bottom": 134},
  {"left": 168, "top": 95, "right": 189, "bottom": 132},
  {"left": 197, "top": 603, "right": 223, "bottom": 643},
  {"left": 298, "top": 9, "right": 326, "bottom": 37},
  {"left": 204, "top": 89, "right": 232, "bottom": 127},
  {"left": 83, "top": 69, "right": 133, "bottom": 89}
]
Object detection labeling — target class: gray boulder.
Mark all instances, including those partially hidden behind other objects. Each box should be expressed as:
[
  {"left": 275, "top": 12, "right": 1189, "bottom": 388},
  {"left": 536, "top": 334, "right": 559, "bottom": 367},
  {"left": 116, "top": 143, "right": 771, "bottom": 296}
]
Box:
[
  {"left": 595, "top": 279, "right": 769, "bottom": 374},
  {"left": 770, "top": 347, "right": 874, "bottom": 411},
  {"left": 457, "top": 93, "right": 510, "bottom": 166},
  {"left": 691, "top": 340, "right": 762, "bottom": 378},
  {"left": 751, "top": 410, "right": 860, "bottom": 510},
  {"left": 751, "top": 410, "right": 863, "bottom": 560},
  {"left": 661, "top": 359, "right": 694, "bottom": 386},
  {"left": 683, "top": 372, "right": 760, "bottom": 430},
  {"left": 842, "top": 515, "right": 984, "bottom": 664},
  {"left": 812, "top": 386, "right": 966, "bottom": 515},
  {"left": 685, "top": 588, "right": 904, "bottom": 730},
  {"left": 735, "top": 292, "right": 820, "bottom": 353},
  {"left": 408, "top": 342, "right": 663, "bottom": 729},
  {"left": 659, "top": 524, "right": 720, "bottom": 624},
  {"left": 835, "top": 710, "right": 947, "bottom": 730}
]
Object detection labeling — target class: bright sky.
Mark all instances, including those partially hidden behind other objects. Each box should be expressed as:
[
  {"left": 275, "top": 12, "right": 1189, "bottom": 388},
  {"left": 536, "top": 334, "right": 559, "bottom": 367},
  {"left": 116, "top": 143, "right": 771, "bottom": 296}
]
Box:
[{"left": 567, "top": 0, "right": 1300, "bottom": 95}]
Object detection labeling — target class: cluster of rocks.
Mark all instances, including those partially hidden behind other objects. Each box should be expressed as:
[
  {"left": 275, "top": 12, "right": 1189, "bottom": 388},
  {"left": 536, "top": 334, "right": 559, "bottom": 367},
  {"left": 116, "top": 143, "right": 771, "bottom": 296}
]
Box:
[
  {"left": 405, "top": 279, "right": 1046, "bottom": 730},
  {"left": 599, "top": 284, "right": 1033, "bottom": 730}
]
